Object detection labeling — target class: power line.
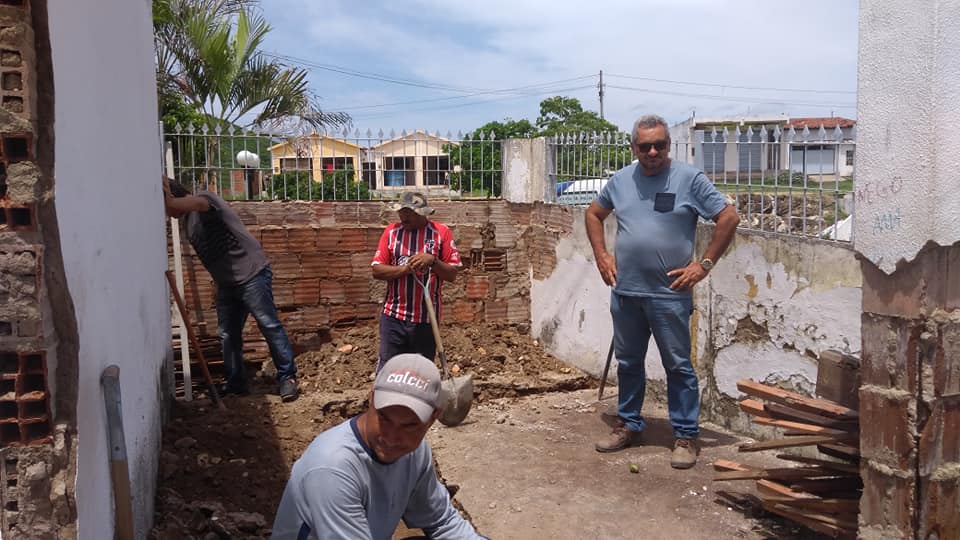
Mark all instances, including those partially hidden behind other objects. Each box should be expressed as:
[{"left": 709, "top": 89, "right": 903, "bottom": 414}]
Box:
[
  {"left": 605, "top": 84, "right": 856, "bottom": 109},
  {"left": 605, "top": 73, "right": 855, "bottom": 95}
]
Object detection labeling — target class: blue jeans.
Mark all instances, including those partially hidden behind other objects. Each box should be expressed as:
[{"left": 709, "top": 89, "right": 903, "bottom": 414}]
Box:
[
  {"left": 376, "top": 314, "right": 436, "bottom": 373},
  {"left": 216, "top": 266, "right": 297, "bottom": 390},
  {"left": 611, "top": 292, "right": 699, "bottom": 439}
]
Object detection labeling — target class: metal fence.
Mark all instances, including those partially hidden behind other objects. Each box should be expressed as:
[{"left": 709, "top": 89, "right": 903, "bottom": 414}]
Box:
[
  {"left": 161, "top": 123, "right": 505, "bottom": 202},
  {"left": 549, "top": 123, "right": 856, "bottom": 241}
]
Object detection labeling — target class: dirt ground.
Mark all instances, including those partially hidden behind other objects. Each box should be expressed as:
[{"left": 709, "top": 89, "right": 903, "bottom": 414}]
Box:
[{"left": 149, "top": 322, "right": 825, "bottom": 539}]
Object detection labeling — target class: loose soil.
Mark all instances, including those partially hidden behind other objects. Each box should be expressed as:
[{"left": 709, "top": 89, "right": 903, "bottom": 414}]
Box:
[{"left": 150, "top": 322, "right": 592, "bottom": 539}]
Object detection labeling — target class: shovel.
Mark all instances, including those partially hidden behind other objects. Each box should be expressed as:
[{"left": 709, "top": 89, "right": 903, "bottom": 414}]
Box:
[{"left": 416, "top": 272, "right": 474, "bottom": 427}]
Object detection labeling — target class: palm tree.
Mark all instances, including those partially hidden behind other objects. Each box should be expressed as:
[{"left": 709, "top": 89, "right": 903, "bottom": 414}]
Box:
[{"left": 153, "top": 0, "right": 349, "bottom": 131}]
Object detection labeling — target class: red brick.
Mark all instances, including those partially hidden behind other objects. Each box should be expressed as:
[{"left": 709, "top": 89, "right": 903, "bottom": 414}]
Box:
[
  {"left": 292, "top": 279, "right": 320, "bottom": 305},
  {"left": 338, "top": 228, "right": 366, "bottom": 252},
  {"left": 281, "top": 306, "right": 330, "bottom": 331},
  {"left": 320, "top": 280, "right": 346, "bottom": 303},
  {"left": 343, "top": 278, "right": 371, "bottom": 304},
  {"left": 356, "top": 202, "right": 384, "bottom": 225},
  {"left": 509, "top": 203, "right": 532, "bottom": 226},
  {"left": 255, "top": 204, "right": 288, "bottom": 226},
  {"left": 301, "top": 254, "right": 350, "bottom": 279},
  {"left": 947, "top": 244, "right": 960, "bottom": 310},
  {"left": 334, "top": 202, "right": 362, "bottom": 224},
  {"left": 919, "top": 465, "right": 960, "bottom": 538},
  {"left": 485, "top": 299, "right": 508, "bottom": 322},
  {"left": 860, "top": 314, "right": 917, "bottom": 393},
  {"left": 454, "top": 225, "right": 483, "bottom": 251},
  {"left": 862, "top": 247, "right": 949, "bottom": 319},
  {"left": 316, "top": 228, "right": 340, "bottom": 251},
  {"left": 451, "top": 300, "right": 480, "bottom": 323},
  {"left": 260, "top": 227, "right": 288, "bottom": 253},
  {"left": 351, "top": 252, "right": 374, "bottom": 276},
  {"left": 270, "top": 255, "right": 300, "bottom": 280},
  {"left": 859, "top": 387, "right": 916, "bottom": 470},
  {"left": 506, "top": 297, "right": 530, "bottom": 324},
  {"left": 312, "top": 203, "right": 336, "bottom": 226},
  {"left": 272, "top": 280, "right": 295, "bottom": 308},
  {"left": 465, "top": 275, "right": 490, "bottom": 300},
  {"left": 860, "top": 464, "right": 915, "bottom": 535},
  {"left": 287, "top": 227, "right": 317, "bottom": 253},
  {"left": 365, "top": 228, "right": 385, "bottom": 252},
  {"left": 281, "top": 202, "right": 313, "bottom": 225},
  {"left": 356, "top": 302, "right": 380, "bottom": 321},
  {"left": 329, "top": 305, "right": 358, "bottom": 326},
  {"left": 935, "top": 319, "right": 960, "bottom": 398}
]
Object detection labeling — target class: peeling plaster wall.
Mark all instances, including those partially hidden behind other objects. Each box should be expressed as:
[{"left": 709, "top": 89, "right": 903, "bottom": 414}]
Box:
[
  {"left": 48, "top": 2, "right": 167, "bottom": 539},
  {"left": 531, "top": 208, "right": 862, "bottom": 432}
]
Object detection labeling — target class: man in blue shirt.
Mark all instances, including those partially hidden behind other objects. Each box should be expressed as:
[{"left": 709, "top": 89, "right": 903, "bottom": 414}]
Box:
[
  {"left": 585, "top": 115, "right": 740, "bottom": 469},
  {"left": 272, "top": 354, "right": 485, "bottom": 539}
]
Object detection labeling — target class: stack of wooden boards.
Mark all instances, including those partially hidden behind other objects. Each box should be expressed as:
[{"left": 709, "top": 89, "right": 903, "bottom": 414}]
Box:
[{"left": 713, "top": 379, "right": 860, "bottom": 539}]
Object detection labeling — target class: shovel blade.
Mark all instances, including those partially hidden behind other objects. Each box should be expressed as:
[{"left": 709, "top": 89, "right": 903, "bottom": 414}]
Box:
[{"left": 438, "top": 375, "right": 474, "bottom": 427}]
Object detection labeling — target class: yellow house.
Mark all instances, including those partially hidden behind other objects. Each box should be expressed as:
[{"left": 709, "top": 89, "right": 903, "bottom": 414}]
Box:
[
  {"left": 269, "top": 133, "right": 364, "bottom": 182},
  {"left": 368, "top": 130, "right": 457, "bottom": 190}
]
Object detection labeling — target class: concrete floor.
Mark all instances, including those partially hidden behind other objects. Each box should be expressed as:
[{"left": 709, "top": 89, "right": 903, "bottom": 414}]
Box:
[{"left": 428, "top": 389, "right": 826, "bottom": 540}]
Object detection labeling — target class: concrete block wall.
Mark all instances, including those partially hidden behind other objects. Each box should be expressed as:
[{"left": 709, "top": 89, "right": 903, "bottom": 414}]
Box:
[
  {"left": 858, "top": 243, "right": 960, "bottom": 539},
  {"left": 172, "top": 200, "right": 571, "bottom": 357}
]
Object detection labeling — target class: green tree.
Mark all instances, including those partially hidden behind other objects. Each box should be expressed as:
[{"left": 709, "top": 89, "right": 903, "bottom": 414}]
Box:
[
  {"left": 269, "top": 168, "right": 371, "bottom": 201},
  {"left": 444, "top": 119, "right": 537, "bottom": 197},
  {"left": 535, "top": 96, "right": 619, "bottom": 136}
]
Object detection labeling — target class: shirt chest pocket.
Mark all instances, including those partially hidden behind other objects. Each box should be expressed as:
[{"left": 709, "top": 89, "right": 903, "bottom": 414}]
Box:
[{"left": 654, "top": 192, "right": 676, "bottom": 213}]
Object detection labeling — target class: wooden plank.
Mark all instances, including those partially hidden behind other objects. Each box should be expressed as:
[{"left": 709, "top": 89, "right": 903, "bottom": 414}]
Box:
[
  {"left": 818, "top": 443, "right": 861, "bottom": 462},
  {"left": 737, "top": 380, "right": 859, "bottom": 419},
  {"left": 762, "top": 502, "right": 857, "bottom": 538},
  {"left": 740, "top": 435, "right": 855, "bottom": 452},
  {"left": 715, "top": 467, "right": 850, "bottom": 482},
  {"left": 738, "top": 398, "right": 773, "bottom": 418},
  {"left": 751, "top": 416, "right": 852, "bottom": 437},
  {"left": 788, "top": 476, "right": 863, "bottom": 494},
  {"left": 764, "top": 401, "right": 859, "bottom": 429},
  {"left": 817, "top": 350, "right": 861, "bottom": 410},
  {"left": 775, "top": 454, "right": 861, "bottom": 475},
  {"left": 712, "top": 459, "right": 749, "bottom": 472},
  {"left": 756, "top": 479, "right": 818, "bottom": 500},
  {"left": 765, "top": 496, "right": 861, "bottom": 514}
]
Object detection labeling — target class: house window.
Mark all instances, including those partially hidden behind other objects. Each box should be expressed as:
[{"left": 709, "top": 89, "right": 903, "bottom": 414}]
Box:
[
  {"left": 383, "top": 156, "right": 415, "bottom": 186},
  {"left": 362, "top": 162, "right": 377, "bottom": 190},
  {"left": 423, "top": 155, "right": 450, "bottom": 185},
  {"left": 319, "top": 157, "right": 351, "bottom": 173},
  {"left": 279, "top": 157, "right": 312, "bottom": 172},
  {"left": 845, "top": 150, "right": 854, "bottom": 166}
]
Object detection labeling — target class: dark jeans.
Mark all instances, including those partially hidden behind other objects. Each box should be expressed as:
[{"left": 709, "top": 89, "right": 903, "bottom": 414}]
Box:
[
  {"left": 216, "top": 266, "right": 297, "bottom": 390},
  {"left": 376, "top": 314, "right": 436, "bottom": 373}
]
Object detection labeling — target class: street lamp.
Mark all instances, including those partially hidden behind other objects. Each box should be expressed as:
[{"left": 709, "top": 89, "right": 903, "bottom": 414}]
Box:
[{"left": 236, "top": 150, "right": 259, "bottom": 199}]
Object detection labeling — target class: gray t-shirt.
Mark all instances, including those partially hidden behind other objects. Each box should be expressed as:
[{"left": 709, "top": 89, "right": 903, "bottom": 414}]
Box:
[
  {"left": 272, "top": 418, "right": 484, "bottom": 540},
  {"left": 185, "top": 192, "right": 268, "bottom": 286},
  {"left": 595, "top": 161, "right": 728, "bottom": 298}
]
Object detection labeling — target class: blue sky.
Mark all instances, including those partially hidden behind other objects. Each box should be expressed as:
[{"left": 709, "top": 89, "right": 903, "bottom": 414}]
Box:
[{"left": 260, "top": 0, "right": 859, "bottom": 134}]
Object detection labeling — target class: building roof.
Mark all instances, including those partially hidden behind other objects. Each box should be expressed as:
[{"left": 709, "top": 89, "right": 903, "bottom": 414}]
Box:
[
  {"left": 785, "top": 117, "right": 856, "bottom": 129},
  {"left": 268, "top": 133, "right": 363, "bottom": 152}
]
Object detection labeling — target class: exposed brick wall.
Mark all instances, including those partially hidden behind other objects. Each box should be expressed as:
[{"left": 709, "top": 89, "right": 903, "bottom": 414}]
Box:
[
  {"left": 171, "top": 200, "right": 568, "bottom": 358},
  {"left": 859, "top": 242, "right": 960, "bottom": 539}
]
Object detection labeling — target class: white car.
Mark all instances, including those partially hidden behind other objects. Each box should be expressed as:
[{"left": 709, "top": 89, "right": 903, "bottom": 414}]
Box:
[{"left": 557, "top": 178, "right": 609, "bottom": 205}]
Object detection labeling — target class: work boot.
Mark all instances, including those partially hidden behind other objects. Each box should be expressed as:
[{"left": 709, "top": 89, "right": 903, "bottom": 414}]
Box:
[
  {"left": 600, "top": 410, "right": 624, "bottom": 428},
  {"left": 671, "top": 438, "right": 699, "bottom": 469},
  {"left": 218, "top": 383, "right": 250, "bottom": 397},
  {"left": 279, "top": 377, "right": 299, "bottom": 402},
  {"left": 595, "top": 425, "right": 641, "bottom": 453}
]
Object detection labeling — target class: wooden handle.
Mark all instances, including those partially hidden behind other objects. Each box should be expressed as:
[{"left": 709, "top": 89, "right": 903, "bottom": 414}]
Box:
[
  {"left": 417, "top": 273, "right": 451, "bottom": 378},
  {"left": 165, "top": 271, "right": 225, "bottom": 409}
]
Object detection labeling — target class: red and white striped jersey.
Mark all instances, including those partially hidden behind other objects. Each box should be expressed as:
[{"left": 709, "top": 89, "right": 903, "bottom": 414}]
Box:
[{"left": 372, "top": 221, "right": 462, "bottom": 323}]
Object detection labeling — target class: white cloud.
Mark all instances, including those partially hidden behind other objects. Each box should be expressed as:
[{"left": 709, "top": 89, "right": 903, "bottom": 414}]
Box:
[{"left": 261, "top": 0, "right": 858, "bottom": 131}]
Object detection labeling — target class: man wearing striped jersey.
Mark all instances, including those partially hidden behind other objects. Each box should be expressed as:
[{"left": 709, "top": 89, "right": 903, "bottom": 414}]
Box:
[{"left": 372, "top": 192, "right": 462, "bottom": 372}]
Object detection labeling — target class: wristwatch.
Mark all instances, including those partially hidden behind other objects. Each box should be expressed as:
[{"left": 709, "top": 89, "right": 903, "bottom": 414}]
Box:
[{"left": 699, "top": 258, "right": 715, "bottom": 271}]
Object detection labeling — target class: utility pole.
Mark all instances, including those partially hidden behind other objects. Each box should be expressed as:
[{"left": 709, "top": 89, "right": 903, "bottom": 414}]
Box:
[{"left": 598, "top": 70, "right": 605, "bottom": 120}]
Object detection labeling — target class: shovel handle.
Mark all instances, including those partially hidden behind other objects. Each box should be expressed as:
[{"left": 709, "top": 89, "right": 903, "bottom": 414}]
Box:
[{"left": 415, "top": 272, "right": 452, "bottom": 379}]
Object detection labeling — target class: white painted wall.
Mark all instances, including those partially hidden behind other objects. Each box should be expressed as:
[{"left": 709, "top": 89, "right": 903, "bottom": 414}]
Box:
[
  {"left": 856, "top": 1, "right": 960, "bottom": 273},
  {"left": 48, "top": 1, "right": 168, "bottom": 538},
  {"left": 531, "top": 209, "right": 861, "bottom": 415}
]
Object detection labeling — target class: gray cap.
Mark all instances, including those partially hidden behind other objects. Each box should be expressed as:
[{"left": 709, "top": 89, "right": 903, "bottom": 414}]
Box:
[
  {"left": 373, "top": 354, "right": 441, "bottom": 423},
  {"left": 388, "top": 191, "right": 435, "bottom": 216}
]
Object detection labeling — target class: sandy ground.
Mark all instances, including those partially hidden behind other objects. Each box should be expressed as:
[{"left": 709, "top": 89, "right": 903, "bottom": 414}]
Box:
[{"left": 150, "top": 322, "right": 826, "bottom": 539}]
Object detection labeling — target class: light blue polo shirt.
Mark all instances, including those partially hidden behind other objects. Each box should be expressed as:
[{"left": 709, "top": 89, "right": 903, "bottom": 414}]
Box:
[{"left": 595, "top": 161, "right": 728, "bottom": 298}]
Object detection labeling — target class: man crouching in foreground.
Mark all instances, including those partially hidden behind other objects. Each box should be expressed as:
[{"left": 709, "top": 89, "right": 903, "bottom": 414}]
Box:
[{"left": 272, "top": 354, "right": 486, "bottom": 540}]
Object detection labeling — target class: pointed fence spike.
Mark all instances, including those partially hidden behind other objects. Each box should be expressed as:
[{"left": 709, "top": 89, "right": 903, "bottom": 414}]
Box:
[
  {"left": 365, "top": 128, "right": 372, "bottom": 137},
  {"left": 174, "top": 123, "right": 183, "bottom": 132},
  {"left": 457, "top": 130, "right": 463, "bottom": 139},
  {"left": 772, "top": 125, "right": 781, "bottom": 142},
  {"left": 488, "top": 130, "right": 496, "bottom": 141},
  {"left": 446, "top": 130, "right": 452, "bottom": 139},
  {"left": 817, "top": 124, "right": 827, "bottom": 141},
  {"left": 478, "top": 131, "right": 486, "bottom": 141},
  {"left": 378, "top": 129, "right": 385, "bottom": 138},
  {"left": 214, "top": 124, "right": 222, "bottom": 134},
  {"left": 390, "top": 129, "right": 396, "bottom": 138},
  {"left": 710, "top": 127, "right": 718, "bottom": 142},
  {"left": 200, "top": 124, "right": 209, "bottom": 134},
  {"left": 721, "top": 127, "right": 729, "bottom": 142},
  {"left": 833, "top": 125, "right": 843, "bottom": 141},
  {"left": 186, "top": 123, "right": 195, "bottom": 134},
  {"left": 802, "top": 126, "right": 811, "bottom": 141}
]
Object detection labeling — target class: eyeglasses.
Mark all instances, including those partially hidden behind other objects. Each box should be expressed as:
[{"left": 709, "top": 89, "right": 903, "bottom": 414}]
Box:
[{"left": 635, "top": 140, "right": 669, "bottom": 153}]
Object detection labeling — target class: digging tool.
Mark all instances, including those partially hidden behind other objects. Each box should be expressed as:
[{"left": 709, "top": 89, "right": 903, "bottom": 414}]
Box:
[
  {"left": 101, "top": 365, "right": 134, "bottom": 540},
  {"left": 415, "top": 272, "right": 474, "bottom": 427},
  {"left": 165, "top": 270, "right": 226, "bottom": 410},
  {"left": 597, "top": 337, "right": 615, "bottom": 401}
]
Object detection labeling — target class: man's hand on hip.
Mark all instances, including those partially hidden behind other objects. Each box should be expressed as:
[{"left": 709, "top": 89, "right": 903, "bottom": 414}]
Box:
[
  {"left": 596, "top": 252, "right": 617, "bottom": 287},
  {"left": 667, "top": 261, "right": 708, "bottom": 291}
]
